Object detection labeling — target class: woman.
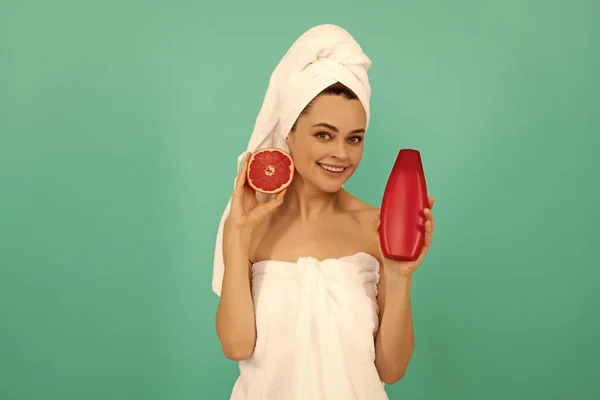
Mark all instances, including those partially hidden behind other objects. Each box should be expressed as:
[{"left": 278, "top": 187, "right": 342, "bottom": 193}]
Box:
[{"left": 213, "top": 25, "right": 435, "bottom": 399}]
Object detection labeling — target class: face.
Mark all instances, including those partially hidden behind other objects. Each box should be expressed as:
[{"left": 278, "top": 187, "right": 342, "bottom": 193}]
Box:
[{"left": 285, "top": 94, "right": 367, "bottom": 193}]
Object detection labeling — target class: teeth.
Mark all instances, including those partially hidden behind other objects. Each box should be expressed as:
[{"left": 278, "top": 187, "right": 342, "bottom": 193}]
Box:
[{"left": 319, "top": 163, "right": 346, "bottom": 173}]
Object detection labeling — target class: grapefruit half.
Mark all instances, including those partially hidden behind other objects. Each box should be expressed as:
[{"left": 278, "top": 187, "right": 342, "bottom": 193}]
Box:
[{"left": 246, "top": 148, "right": 294, "bottom": 194}]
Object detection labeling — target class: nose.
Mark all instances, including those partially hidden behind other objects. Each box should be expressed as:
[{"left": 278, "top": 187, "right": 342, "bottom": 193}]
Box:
[{"left": 330, "top": 139, "right": 350, "bottom": 161}]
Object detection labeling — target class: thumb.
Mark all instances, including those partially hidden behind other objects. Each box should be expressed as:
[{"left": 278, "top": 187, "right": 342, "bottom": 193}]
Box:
[
  {"left": 252, "top": 189, "right": 287, "bottom": 222},
  {"left": 372, "top": 212, "right": 381, "bottom": 234},
  {"left": 264, "top": 189, "right": 287, "bottom": 213}
]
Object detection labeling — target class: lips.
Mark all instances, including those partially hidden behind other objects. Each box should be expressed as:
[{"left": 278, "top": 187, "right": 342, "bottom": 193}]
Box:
[{"left": 317, "top": 162, "right": 348, "bottom": 175}]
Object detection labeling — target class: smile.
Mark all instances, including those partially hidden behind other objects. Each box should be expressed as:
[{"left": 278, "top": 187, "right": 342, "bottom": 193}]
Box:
[{"left": 317, "top": 162, "right": 348, "bottom": 174}]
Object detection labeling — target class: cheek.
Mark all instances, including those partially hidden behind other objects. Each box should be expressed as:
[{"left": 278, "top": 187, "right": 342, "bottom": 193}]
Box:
[
  {"left": 291, "top": 140, "right": 319, "bottom": 162},
  {"left": 292, "top": 146, "right": 328, "bottom": 179},
  {"left": 287, "top": 141, "right": 312, "bottom": 169},
  {"left": 348, "top": 145, "right": 364, "bottom": 161}
]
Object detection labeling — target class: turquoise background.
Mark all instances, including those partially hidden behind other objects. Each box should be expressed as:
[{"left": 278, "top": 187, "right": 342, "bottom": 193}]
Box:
[{"left": 1, "top": 0, "right": 599, "bottom": 399}]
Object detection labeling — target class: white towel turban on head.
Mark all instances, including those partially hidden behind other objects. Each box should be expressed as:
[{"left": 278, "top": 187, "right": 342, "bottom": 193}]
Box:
[{"left": 212, "top": 24, "right": 372, "bottom": 296}]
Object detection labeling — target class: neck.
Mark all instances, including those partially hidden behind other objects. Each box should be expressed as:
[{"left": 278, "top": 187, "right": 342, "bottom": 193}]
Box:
[{"left": 282, "top": 176, "right": 343, "bottom": 221}]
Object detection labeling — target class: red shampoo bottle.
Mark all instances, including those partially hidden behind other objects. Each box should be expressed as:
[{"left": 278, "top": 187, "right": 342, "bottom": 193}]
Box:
[{"left": 379, "top": 149, "right": 429, "bottom": 261}]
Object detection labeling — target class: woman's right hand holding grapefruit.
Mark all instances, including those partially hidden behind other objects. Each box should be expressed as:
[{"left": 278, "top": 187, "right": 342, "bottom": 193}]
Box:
[{"left": 225, "top": 152, "right": 287, "bottom": 235}]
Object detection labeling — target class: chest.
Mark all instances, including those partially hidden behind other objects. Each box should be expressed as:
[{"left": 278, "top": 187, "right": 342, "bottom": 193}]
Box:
[{"left": 251, "top": 214, "right": 374, "bottom": 263}]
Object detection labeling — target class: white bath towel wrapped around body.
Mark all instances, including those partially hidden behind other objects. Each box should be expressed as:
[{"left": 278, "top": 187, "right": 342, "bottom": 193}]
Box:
[{"left": 230, "top": 253, "right": 388, "bottom": 399}]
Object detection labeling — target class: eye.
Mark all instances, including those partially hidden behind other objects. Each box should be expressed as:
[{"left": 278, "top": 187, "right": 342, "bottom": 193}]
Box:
[
  {"left": 315, "top": 132, "right": 331, "bottom": 140},
  {"left": 348, "top": 136, "right": 363, "bottom": 144}
]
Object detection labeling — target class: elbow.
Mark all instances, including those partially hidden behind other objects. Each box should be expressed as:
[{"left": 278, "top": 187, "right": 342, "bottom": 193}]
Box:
[
  {"left": 376, "top": 358, "right": 409, "bottom": 384},
  {"left": 375, "top": 338, "right": 414, "bottom": 384},
  {"left": 379, "top": 368, "right": 406, "bottom": 385},
  {"left": 220, "top": 340, "right": 255, "bottom": 361},
  {"left": 215, "top": 308, "right": 256, "bottom": 361}
]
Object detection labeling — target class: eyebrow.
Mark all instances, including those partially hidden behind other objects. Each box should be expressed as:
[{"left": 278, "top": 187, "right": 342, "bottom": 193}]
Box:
[{"left": 311, "top": 122, "right": 365, "bottom": 134}]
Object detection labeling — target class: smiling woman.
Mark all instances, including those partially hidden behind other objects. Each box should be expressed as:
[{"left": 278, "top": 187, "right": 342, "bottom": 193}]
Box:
[{"left": 212, "top": 24, "right": 435, "bottom": 399}]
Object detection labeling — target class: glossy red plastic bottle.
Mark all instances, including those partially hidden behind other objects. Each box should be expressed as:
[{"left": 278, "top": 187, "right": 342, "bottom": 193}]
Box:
[{"left": 379, "top": 149, "right": 429, "bottom": 261}]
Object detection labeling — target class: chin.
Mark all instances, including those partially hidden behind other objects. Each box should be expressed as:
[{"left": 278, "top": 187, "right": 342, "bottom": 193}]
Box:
[
  {"left": 319, "top": 184, "right": 344, "bottom": 193},
  {"left": 317, "top": 175, "right": 353, "bottom": 193},
  {"left": 319, "top": 170, "right": 354, "bottom": 191}
]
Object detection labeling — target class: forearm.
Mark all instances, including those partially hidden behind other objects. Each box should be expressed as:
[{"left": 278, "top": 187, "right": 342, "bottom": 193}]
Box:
[
  {"left": 216, "top": 228, "right": 256, "bottom": 360},
  {"left": 374, "top": 271, "right": 414, "bottom": 384}
]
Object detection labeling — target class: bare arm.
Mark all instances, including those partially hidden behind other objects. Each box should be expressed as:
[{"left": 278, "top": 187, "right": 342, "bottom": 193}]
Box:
[
  {"left": 215, "top": 225, "right": 256, "bottom": 361},
  {"left": 214, "top": 151, "right": 287, "bottom": 361},
  {"left": 374, "top": 269, "right": 415, "bottom": 384},
  {"left": 372, "top": 197, "right": 435, "bottom": 384}
]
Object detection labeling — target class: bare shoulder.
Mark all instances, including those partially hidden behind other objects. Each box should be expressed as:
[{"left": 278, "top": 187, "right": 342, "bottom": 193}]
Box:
[
  {"left": 341, "top": 188, "right": 380, "bottom": 220},
  {"left": 341, "top": 190, "right": 382, "bottom": 262}
]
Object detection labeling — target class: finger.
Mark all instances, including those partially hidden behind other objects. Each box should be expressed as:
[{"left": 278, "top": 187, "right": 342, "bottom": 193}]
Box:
[
  {"left": 424, "top": 208, "right": 435, "bottom": 230},
  {"left": 265, "top": 189, "right": 287, "bottom": 210},
  {"left": 372, "top": 212, "right": 381, "bottom": 233},
  {"left": 421, "top": 242, "right": 429, "bottom": 256},
  {"left": 234, "top": 152, "right": 251, "bottom": 193},
  {"left": 252, "top": 190, "right": 286, "bottom": 221},
  {"left": 420, "top": 239, "right": 430, "bottom": 258},
  {"left": 429, "top": 195, "right": 435, "bottom": 209},
  {"left": 275, "top": 188, "right": 288, "bottom": 203},
  {"left": 424, "top": 220, "right": 433, "bottom": 246}
]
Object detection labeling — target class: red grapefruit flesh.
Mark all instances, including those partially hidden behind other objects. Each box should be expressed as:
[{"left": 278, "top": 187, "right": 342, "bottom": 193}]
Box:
[{"left": 246, "top": 148, "right": 294, "bottom": 194}]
